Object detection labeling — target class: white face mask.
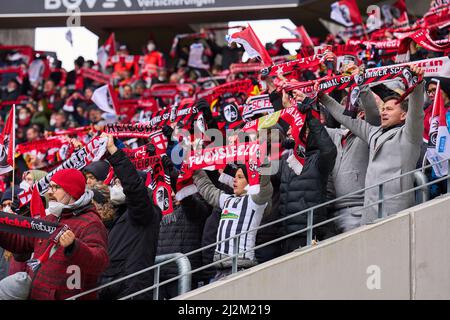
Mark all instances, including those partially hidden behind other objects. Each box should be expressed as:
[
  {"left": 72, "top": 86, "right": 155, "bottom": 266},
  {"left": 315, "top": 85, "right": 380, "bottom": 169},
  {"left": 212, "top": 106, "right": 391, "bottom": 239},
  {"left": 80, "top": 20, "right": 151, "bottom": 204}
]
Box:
[
  {"left": 3, "top": 205, "right": 12, "bottom": 214},
  {"left": 110, "top": 185, "right": 126, "bottom": 205},
  {"left": 46, "top": 200, "right": 65, "bottom": 217},
  {"left": 147, "top": 43, "right": 155, "bottom": 52},
  {"left": 19, "top": 113, "right": 29, "bottom": 120}
]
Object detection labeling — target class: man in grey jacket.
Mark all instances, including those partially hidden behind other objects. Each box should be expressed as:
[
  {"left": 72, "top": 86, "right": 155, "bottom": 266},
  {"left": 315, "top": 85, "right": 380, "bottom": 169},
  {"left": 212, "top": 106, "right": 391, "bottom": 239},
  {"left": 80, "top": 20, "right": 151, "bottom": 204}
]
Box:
[
  {"left": 326, "top": 86, "right": 381, "bottom": 232},
  {"left": 319, "top": 65, "right": 425, "bottom": 224}
]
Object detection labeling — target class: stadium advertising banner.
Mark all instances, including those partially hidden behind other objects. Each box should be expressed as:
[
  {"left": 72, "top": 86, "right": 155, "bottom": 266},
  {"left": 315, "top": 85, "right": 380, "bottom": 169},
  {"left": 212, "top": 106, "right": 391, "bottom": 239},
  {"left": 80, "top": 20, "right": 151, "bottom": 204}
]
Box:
[{"left": 0, "top": 0, "right": 299, "bottom": 16}]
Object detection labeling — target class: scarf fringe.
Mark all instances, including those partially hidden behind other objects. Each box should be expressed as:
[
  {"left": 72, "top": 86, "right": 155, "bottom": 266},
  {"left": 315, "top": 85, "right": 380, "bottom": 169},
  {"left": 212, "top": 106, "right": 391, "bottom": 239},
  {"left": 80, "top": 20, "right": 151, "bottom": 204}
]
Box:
[{"left": 161, "top": 208, "right": 183, "bottom": 225}]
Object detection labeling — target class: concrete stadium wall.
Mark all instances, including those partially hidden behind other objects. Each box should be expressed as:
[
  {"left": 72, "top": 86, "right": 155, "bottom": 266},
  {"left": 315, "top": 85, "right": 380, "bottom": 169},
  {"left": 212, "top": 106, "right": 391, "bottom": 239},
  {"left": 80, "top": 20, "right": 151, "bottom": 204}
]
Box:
[{"left": 175, "top": 194, "right": 450, "bottom": 300}]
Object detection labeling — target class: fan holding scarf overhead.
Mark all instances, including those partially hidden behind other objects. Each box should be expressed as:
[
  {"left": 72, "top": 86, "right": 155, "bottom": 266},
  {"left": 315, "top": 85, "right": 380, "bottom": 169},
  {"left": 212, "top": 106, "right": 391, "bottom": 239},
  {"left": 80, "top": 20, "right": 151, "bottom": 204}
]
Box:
[{"left": 0, "top": 167, "right": 109, "bottom": 300}]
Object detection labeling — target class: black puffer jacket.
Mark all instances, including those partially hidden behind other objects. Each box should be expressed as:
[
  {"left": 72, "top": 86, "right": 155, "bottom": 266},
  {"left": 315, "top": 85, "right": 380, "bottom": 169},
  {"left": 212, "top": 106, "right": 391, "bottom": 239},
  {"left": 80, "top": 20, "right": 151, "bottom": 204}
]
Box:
[
  {"left": 157, "top": 194, "right": 211, "bottom": 281},
  {"left": 279, "top": 116, "right": 337, "bottom": 251},
  {"left": 99, "top": 149, "right": 162, "bottom": 300}
]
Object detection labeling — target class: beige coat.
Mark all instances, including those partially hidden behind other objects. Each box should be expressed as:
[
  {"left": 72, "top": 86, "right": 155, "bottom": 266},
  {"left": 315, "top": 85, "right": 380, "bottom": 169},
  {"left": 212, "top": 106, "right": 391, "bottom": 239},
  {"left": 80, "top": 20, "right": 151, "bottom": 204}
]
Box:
[{"left": 320, "top": 82, "right": 424, "bottom": 223}]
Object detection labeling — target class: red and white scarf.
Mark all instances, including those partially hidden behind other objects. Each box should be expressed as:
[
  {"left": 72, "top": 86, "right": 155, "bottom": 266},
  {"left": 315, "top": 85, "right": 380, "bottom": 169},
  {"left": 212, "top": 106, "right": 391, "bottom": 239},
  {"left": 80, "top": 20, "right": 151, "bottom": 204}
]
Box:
[
  {"left": 19, "top": 136, "right": 108, "bottom": 207},
  {"left": 243, "top": 107, "right": 306, "bottom": 175}
]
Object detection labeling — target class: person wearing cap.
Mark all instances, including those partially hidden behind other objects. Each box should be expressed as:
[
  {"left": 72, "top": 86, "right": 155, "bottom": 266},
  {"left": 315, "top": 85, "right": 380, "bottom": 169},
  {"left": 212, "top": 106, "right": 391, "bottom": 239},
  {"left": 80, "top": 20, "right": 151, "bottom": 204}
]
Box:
[
  {"left": 0, "top": 168, "right": 109, "bottom": 300},
  {"left": 319, "top": 65, "right": 425, "bottom": 225},
  {"left": 98, "top": 133, "right": 161, "bottom": 300},
  {"left": 83, "top": 160, "right": 110, "bottom": 188}
]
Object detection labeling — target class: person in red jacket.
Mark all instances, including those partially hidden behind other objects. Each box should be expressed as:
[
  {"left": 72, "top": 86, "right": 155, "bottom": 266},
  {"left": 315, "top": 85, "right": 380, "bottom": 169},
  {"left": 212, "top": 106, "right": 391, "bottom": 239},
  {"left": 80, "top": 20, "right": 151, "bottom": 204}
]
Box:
[
  {"left": 0, "top": 169, "right": 109, "bottom": 300},
  {"left": 143, "top": 40, "right": 165, "bottom": 78}
]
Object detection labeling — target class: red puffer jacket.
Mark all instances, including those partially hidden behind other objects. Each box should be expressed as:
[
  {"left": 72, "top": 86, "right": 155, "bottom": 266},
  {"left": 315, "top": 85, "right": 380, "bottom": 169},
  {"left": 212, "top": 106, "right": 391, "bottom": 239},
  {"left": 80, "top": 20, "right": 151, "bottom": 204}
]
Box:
[{"left": 0, "top": 205, "right": 109, "bottom": 300}]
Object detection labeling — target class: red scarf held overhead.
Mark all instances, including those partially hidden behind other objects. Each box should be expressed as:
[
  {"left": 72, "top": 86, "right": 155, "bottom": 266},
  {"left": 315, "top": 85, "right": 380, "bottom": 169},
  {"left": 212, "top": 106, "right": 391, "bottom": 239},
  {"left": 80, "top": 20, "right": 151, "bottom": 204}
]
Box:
[
  {"left": 282, "top": 64, "right": 424, "bottom": 114},
  {"left": 243, "top": 107, "right": 306, "bottom": 175},
  {"left": 196, "top": 79, "right": 255, "bottom": 103},
  {"left": 80, "top": 68, "right": 112, "bottom": 84},
  {"left": 121, "top": 143, "right": 173, "bottom": 215},
  {"left": 229, "top": 63, "right": 265, "bottom": 74},
  {"left": 146, "top": 99, "right": 199, "bottom": 128},
  {"left": 148, "top": 155, "right": 173, "bottom": 216},
  {"left": 122, "top": 143, "right": 162, "bottom": 171},
  {"left": 261, "top": 54, "right": 324, "bottom": 77},
  {"left": 185, "top": 140, "right": 267, "bottom": 194},
  {"left": 116, "top": 98, "right": 159, "bottom": 123},
  {"left": 242, "top": 94, "right": 275, "bottom": 122},
  {"left": 16, "top": 137, "right": 66, "bottom": 155},
  {"left": 38, "top": 136, "right": 107, "bottom": 191},
  {"left": 397, "top": 29, "right": 450, "bottom": 61},
  {"left": 105, "top": 123, "right": 162, "bottom": 138}
]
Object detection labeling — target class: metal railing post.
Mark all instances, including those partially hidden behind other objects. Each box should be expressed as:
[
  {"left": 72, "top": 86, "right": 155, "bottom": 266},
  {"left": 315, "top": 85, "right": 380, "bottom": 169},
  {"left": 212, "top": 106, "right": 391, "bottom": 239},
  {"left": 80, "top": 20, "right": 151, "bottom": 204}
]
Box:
[
  {"left": 414, "top": 171, "right": 429, "bottom": 204},
  {"left": 154, "top": 253, "right": 192, "bottom": 296},
  {"left": 378, "top": 183, "right": 384, "bottom": 218},
  {"left": 306, "top": 209, "right": 313, "bottom": 246},
  {"left": 153, "top": 265, "right": 160, "bottom": 300},
  {"left": 232, "top": 237, "right": 239, "bottom": 274}
]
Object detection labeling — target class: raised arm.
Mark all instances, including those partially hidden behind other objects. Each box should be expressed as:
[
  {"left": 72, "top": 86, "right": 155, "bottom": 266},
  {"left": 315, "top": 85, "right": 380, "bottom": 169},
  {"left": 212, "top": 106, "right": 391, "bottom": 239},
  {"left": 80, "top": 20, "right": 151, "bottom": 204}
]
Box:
[
  {"left": 306, "top": 116, "right": 337, "bottom": 174},
  {"left": 251, "top": 174, "right": 273, "bottom": 206},
  {"left": 404, "top": 81, "right": 425, "bottom": 144},
  {"left": 103, "top": 133, "right": 160, "bottom": 226},
  {"left": 319, "top": 93, "right": 375, "bottom": 143},
  {"left": 359, "top": 86, "right": 381, "bottom": 126},
  {"left": 193, "top": 170, "right": 223, "bottom": 208}
]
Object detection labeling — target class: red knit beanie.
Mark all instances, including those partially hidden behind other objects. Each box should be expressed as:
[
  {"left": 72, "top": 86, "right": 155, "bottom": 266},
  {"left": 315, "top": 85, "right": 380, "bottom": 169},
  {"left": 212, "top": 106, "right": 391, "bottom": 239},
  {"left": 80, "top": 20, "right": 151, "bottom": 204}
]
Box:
[{"left": 51, "top": 169, "right": 86, "bottom": 200}]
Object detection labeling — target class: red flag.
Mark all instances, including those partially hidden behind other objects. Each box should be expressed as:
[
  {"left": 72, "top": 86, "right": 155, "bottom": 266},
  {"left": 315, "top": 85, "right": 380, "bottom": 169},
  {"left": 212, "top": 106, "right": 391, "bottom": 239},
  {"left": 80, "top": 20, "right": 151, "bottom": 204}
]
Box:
[
  {"left": 227, "top": 25, "right": 273, "bottom": 66},
  {"left": 97, "top": 33, "right": 116, "bottom": 69},
  {"left": 103, "top": 32, "right": 116, "bottom": 57},
  {"left": 330, "top": 0, "right": 362, "bottom": 27},
  {"left": 30, "top": 185, "right": 46, "bottom": 218},
  {"left": 0, "top": 105, "right": 15, "bottom": 174},
  {"left": 296, "top": 25, "right": 315, "bottom": 48}
]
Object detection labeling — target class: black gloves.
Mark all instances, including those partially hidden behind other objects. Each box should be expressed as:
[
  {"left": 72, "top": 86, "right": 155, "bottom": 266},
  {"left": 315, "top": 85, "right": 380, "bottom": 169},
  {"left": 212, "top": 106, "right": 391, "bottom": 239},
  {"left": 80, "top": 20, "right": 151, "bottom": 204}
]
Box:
[
  {"left": 196, "top": 98, "right": 218, "bottom": 130},
  {"left": 297, "top": 97, "right": 316, "bottom": 122},
  {"left": 146, "top": 143, "right": 156, "bottom": 156},
  {"left": 281, "top": 138, "right": 296, "bottom": 150},
  {"left": 161, "top": 125, "right": 174, "bottom": 140},
  {"left": 196, "top": 98, "right": 211, "bottom": 116},
  {"left": 297, "top": 101, "right": 311, "bottom": 114},
  {"left": 161, "top": 155, "right": 174, "bottom": 171}
]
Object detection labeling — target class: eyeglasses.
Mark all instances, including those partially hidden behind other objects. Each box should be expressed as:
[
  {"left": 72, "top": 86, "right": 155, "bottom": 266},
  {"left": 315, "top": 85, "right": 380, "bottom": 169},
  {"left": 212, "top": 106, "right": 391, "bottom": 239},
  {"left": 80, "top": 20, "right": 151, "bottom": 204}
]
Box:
[
  {"left": 49, "top": 183, "right": 61, "bottom": 193},
  {"left": 427, "top": 88, "right": 437, "bottom": 95}
]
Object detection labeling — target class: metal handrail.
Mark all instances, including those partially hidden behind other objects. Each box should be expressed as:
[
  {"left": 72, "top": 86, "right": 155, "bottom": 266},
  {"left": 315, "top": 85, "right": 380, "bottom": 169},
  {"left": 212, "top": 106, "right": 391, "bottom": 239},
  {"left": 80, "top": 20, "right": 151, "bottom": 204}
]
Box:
[
  {"left": 153, "top": 253, "right": 191, "bottom": 300},
  {"left": 117, "top": 173, "right": 449, "bottom": 300},
  {"left": 66, "top": 156, "right": 450, "bottom": 300}
]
